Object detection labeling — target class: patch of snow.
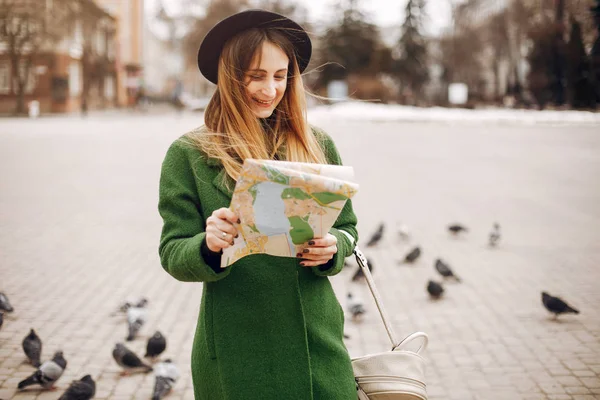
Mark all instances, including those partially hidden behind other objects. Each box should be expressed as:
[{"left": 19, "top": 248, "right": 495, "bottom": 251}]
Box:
[{"left": 307, "top": 102, "right": 600, "bottom": 125}]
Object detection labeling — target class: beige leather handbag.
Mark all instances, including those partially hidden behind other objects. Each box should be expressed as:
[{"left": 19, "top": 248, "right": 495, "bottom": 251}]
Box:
[{"left": 351, "top": 246, "right": 429, "bottom": 400}]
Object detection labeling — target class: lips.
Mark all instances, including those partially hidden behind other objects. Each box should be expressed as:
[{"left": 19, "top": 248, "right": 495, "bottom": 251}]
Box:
[{"left": 252, "top": 97, "right": 274, "bottom": 107}]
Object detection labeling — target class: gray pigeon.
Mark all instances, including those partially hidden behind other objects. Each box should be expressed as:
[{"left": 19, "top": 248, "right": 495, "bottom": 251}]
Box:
[
  {"left": 542, "top": 292, "right": 580, "bottom": 319},
  {"left": 0, "top": 292, "right": 14, "bottom": 312},
  {"left": 18, "top": 351, "right": 67, "bottom": 390},
  {"left": 489, "top": 223, "right": 501, "bottom": 247},
  {"left": 22, "top": 328, "right": 42, "bottom": 367},
  {"left": 152, "top": 359, "right": 180, "bottom": 400},
  {"left": 427, "top": 280, "right": 444, "bottom": 299},
  {"left": 402, "top": 246, "right": 421, "bottom": 264},
  {"left": 435, "top": 259, "right": 462, "bottom": 282},
  {"left": 448, "top": 224, "right": 468, "bottom": 235},
  {"left": 346, "top": 292, "right": 366, "bottom": 322},
  {"left": 366, "top": 223, "right": 384, "bottom": 247},
  {"left": 126, "top": 306, "right": 147, "bottom": 341},
  {"left": 146, "top": 331, "right": 167, "bottom": 358},
  {"left": 112, "top": 343, "right": 153, "bottom": 375},
  {"left": 58, "top": 374, "right": 96, "bottom": 400}
]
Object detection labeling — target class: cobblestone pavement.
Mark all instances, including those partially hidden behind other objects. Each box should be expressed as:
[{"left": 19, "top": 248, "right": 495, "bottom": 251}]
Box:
[{"left": 1, "top": 111, "right": 599, "bottom": 400}]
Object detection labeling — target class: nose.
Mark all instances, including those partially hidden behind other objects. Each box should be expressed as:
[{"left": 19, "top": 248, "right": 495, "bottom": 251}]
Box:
[{"left": 260, "top": 79, "right": 277, "bottom": 97}]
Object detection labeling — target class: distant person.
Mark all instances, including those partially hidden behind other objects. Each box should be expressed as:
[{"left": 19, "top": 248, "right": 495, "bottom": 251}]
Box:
[
  {"left": 171, "top": 80, "right": 184, "bottom": 112},
  {"left": 136, "top": 86, "right": 148, "bottom": 112},
  {"left": 157, "top": 9, "right": 359, "bottom": 399},
  {"left": 80, "top": 97, "right": 88, "bottom": 117}
]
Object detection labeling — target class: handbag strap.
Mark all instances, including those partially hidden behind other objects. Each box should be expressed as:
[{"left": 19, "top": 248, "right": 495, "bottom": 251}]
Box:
[
  {"left": 352, "top": 245, "right": 400, "bottom": 349},
  {"left": 340, "top": 231, "right": 429, "bottom": 353}
]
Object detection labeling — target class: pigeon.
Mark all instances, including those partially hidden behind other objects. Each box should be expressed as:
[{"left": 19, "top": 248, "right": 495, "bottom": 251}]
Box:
[
  {"left": 58, "top": 374, "right": 96, "bottom": 400},
  {"left": 22, "top": 328, "right": 42, "bottom": 367},
  {"left": 0, "top": 312, "right": 3, "bottom": 330},
  {"left": 489, "top": 223, "right": 501, "bottom": 247},
  {"left": 145, "top": 331, "right": 167, "bottom": 358},
  {"left": 113, "top": 297, "right": 149, "bottom": 315},
  {"left": 0, "top": 292, "right": 14, "bottom": 312},
  {"left": 346, "top": 292, "right": 366, "bottom": 322},
  {"left": 427, "top": 280, "right": 444, "bottom": 299},
  {"left": 435, "top": 259, "right": 462, "bottom": 282},
  {"left": 401, "top": 246, "right": 421, "bottom": 264},
  {"left": 351, "top": 257, "right": 374, "bottom": 281},
  {"left": 152, "top": 359, "right": 180, "bottom": 400},
  {"left": 18, "top": 351, "right": 67, "bottom": 390},
  {"left": 542, "top": 292, "right": 580, "bottom": 319},
  {"left": 448, "top": 224, "right": 468, "bottom": 235},
  {"left": 343, "top": 333, "right": 351, "bottom": 339},
  {"left": 126, "top": 306, "right": 147, "bottom": 341},
  {"left": 112, "top": 343, "right": 153, "bottom": 375},
  {"left": 397, "top": 223, "right": 411, "bottom": 241},
  {"left": 366, "top": 223, "right": 384, "bottom": 247}
]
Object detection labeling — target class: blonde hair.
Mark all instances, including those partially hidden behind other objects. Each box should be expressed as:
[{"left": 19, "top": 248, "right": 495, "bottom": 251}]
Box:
[{"left": 185, "top": 27, "right": 327, "bottom": 183}]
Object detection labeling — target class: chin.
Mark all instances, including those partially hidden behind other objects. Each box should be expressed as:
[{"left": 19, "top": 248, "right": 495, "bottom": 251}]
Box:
[{"left": 253, "top": 108, "right": 275, "bottom": 118}]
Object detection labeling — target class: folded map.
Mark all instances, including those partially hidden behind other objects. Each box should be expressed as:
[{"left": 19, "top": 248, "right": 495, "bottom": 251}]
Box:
[{"left": 221, "top": 159, "right": 359, "bottom": 268}]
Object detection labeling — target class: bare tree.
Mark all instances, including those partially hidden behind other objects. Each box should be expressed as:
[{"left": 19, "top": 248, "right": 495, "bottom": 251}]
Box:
[
  {"left": 486, "top": 10, "right": 510, "bottom": 100},
  {"left": 183, "top": 0, "right": 249, "bottom": 73},
  {"left": 438, "top": 0, "right": 486, "bottom": 102},
  {"left": 0, "top": 0, "right": 75, "bottom": 114},
  {"left": 78, "top": 3, "right": 114, "bottom": 114},
  {"left": 254, "top": 0, "right": 308, "bottom": 25},
  {"left": 393, "top": 0, "right": 429, "bottom": 105}
]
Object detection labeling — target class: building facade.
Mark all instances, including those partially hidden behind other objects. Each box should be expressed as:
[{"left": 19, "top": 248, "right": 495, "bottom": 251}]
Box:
[
  {"left": 95, "top": 0, "right": 144, "bottom": 107},
  {"left": 0, "top": 0, "right": 118, "bottom": 114}
]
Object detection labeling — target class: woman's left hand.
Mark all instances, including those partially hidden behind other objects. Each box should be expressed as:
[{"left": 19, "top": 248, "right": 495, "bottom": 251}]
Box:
[{"left": 298, "top": 233, "right": 337, "bottom": 267}]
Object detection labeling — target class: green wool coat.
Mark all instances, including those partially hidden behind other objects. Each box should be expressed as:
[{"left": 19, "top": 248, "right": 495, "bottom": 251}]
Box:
[{"left": 158, "top": 125, "right": 359, "bottom": 400}]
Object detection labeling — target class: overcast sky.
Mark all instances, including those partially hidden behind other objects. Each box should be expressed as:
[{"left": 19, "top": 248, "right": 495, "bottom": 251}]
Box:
[
  {"left": 301, "top": 0, "right": 453, "bottom": 35},
  {"left": 145, "top": 0, "right": 454, "bottom": 36}
]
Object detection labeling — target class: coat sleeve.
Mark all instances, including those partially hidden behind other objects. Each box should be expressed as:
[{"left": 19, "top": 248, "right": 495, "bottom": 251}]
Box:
[
  {"left": 158, "top": 140, "right": 232, "bottom": 282},
  {"left": 311, "top": 127, "right": 359, "bottom": 277}
]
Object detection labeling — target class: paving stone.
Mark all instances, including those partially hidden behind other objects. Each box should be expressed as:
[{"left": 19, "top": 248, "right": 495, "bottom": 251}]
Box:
[
  {"left": 564, "top": 387, "right": 592, "bottom": 395},
  {"left": 578, "top": 378, "right": 600, "bottom": 390},
  {"left": 1, "top": 115, "right": 599, "bottom": 400}
]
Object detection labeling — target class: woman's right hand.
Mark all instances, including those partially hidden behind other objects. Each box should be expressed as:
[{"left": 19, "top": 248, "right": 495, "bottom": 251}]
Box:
[{"left": 206, "top": 207, "right": 239, "bottom": 253}]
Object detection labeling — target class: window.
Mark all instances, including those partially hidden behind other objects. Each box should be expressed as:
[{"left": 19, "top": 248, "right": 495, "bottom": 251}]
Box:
[
  {"left": 96, "top": 30, "right": 106, "bottom": 56},
  {"left": 104, "top": 75, "right": 114, "bottom": 98},
  {"left": 0, "top": 62, "right": 9, "bottom": 94},
  {"left": 69, "top": 61, "right": 81, "bottom": 96},
  {"left": 74, "top": 20, "right": 83, "bottom": 44},
  {"left": 107, "top": 37, "right": 115, "bottom": 60}
]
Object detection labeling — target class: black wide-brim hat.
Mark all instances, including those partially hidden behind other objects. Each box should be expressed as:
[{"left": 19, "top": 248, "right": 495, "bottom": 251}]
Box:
[{"left": 197, "top": 9, "right": 312, "bottom": 84}]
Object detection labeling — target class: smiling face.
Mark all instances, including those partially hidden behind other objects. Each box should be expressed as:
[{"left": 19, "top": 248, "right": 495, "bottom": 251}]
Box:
[{"left": 244, "top": 41, "right": 289, "bottom": 118}]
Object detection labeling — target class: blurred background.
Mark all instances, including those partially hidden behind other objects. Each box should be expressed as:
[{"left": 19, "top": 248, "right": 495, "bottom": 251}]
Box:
[{"left": 1, "top": 0, "right": 599, "bottom": 116}]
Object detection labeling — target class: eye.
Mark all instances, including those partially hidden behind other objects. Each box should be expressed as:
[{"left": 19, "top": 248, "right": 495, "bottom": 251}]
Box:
[{"left": 275, "top": 76, "right": 286, "bottom": 81}]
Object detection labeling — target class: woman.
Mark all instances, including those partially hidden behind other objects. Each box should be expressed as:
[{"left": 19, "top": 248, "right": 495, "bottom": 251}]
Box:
[{"left": 158, "top": 9, "right": 359, "bottom": 399}]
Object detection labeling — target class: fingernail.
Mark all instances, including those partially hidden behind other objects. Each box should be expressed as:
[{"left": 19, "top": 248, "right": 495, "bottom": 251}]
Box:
[
  {"left": 300, "top": 262, "right": 307, "bottom": 266},
  {"left": 237, "top": 218, "right": 241, "bottom": 224},
  {"left": 303, "top": 249, "right": 309, "bottom": 253},
  {"left": 308, "top": 240, "right": 315, "bottom": 245},
  {"left": 235, "top": 234, "right": 239, "bottom": 238},
  {"left": 296, "top": 253, "right": 302, "bottom": 258}
]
